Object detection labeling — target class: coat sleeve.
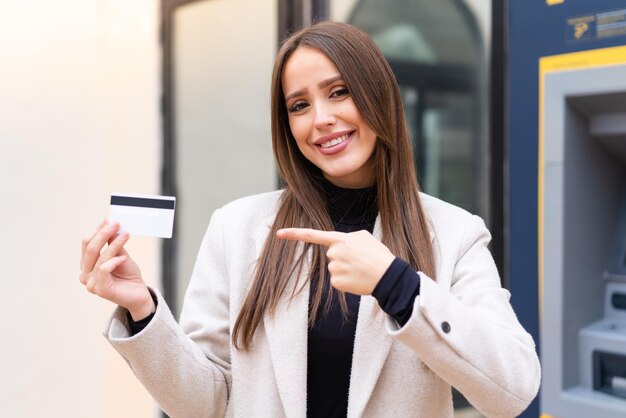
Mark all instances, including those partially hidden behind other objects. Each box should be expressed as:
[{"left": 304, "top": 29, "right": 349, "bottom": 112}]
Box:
[
  {"left": 385, "top": 214, "right": 541, "bottom": 418},
  {"left": 104, "top": 208, "right": 231, "bottom": 418}
]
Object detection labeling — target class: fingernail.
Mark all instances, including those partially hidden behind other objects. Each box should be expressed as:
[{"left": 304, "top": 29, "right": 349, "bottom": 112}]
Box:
[{"left": 111, "top": 222, "right": 120, "bottom": 230}]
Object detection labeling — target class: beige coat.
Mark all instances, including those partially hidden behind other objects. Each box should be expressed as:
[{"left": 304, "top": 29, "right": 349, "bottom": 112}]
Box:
[{"left": 106, "top": 190, "right": 540, "bottom": 418}]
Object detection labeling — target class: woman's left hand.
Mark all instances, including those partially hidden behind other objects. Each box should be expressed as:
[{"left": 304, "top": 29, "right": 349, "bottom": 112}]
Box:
[{"left": 276, "top": 228, "right": 395, "bottom": 295}]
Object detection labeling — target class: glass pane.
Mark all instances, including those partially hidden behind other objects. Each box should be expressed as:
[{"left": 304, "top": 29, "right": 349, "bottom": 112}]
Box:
[
  {"left": 333, "top": 0, "right": 485, "bottom": 65},
  {"left": 422, "top": 91, "right": 475, "bottom": 211},
  {"left": 173, "top": 0, "right": 277, "bottom": 315}
]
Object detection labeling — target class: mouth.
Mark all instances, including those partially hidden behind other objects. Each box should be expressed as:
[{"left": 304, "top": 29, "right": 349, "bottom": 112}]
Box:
[{"left": 317, "top": 131, "right": 354, "bottom": 149}]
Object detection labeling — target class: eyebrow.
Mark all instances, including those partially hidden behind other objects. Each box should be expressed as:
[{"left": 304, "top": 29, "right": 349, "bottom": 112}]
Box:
[{"left": 284, "top": 75, "right": 344, "bottom": 102}]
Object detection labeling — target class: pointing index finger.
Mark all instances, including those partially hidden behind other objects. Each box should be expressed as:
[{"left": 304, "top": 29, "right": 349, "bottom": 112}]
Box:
[{"left": 276, "top": 228, "right": 344, "bottom": 247}]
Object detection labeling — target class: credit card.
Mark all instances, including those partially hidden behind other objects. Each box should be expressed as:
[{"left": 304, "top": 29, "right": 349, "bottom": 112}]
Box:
[{"left": 109, "top": 193, "right": 176, "bottom": 238}]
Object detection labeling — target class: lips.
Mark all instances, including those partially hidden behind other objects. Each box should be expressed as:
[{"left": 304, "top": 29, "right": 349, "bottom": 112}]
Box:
[
  {"left": 315, "top": 131, "right": 354, "bottom": 156},
  {"left": 320, "top": 133, "right": 350, "bottom": 148},
  {"left": 315, "top": 130, "right": 354, "bottom": 147}
]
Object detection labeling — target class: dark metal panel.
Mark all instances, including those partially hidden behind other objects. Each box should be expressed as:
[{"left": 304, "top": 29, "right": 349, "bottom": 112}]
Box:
[
  {"left": 312, "top": 0, "right": 327, "bottom": 23},
  {"left": 278, "top": 0, "right": 305, "bottom": 42},
  {"left": 389, "top": 61, "right": 477, "bottom": 92},
  {"left": 490, "top": 0, "right": 506, "bottom": 286}
]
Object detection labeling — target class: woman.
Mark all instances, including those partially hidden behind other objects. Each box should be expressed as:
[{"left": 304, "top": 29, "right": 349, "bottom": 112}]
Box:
[{"left": 80, "top": 22, "right": 540, "bottom": 418}]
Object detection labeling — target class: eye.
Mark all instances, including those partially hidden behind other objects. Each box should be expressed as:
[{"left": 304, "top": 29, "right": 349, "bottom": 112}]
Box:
[
  {"left": 288, "top": 100, "right": 309, "bottom": 113},
  {"left": 330, "top": 87, "right": 349, "bottom": 99}
]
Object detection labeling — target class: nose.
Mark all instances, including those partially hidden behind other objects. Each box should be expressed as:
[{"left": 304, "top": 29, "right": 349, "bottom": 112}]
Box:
[{"left": 313, "top": 101, "right": 336, "bottom": 130}]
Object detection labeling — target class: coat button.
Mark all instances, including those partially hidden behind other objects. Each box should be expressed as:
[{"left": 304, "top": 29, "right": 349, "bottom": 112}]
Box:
[{"left": 441, "top": 321, "right": 451, "bottom": 333}]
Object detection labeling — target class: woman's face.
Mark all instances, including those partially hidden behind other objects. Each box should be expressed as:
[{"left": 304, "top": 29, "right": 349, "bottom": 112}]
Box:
[{"left": 282, "top": 47, "right": 377, "bottom": 188}]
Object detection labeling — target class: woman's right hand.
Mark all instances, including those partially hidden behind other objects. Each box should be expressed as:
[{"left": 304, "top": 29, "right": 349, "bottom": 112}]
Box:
[{"left": 79, "top": 220, "right": 155, "bottom": 321}]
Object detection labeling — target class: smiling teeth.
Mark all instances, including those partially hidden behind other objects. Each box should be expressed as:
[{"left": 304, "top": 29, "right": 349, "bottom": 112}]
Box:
[{"left": 320, "top": 134, "right": 349, "bottom": 148}]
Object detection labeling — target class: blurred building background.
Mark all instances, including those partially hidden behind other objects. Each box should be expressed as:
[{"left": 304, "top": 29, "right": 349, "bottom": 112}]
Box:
[{"left": 2, "top": 0, "right": 625, "bottom": 417}]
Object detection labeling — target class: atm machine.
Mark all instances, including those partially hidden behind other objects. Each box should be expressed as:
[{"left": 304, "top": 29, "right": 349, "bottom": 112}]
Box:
[
  {"left": 540, "top": 49, "right": 626, "bottom": 417},
  {"left": 579, "top": 193, "right": 626, "bottom": 399}
]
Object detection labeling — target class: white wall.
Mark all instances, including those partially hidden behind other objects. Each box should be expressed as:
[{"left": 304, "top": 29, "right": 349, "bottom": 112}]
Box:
[{"left": 0, "top": 1, "right": 160, "bottom": 417}]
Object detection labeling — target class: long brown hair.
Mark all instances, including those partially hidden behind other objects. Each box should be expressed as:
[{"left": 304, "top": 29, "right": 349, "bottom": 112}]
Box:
[{"left": 232, "top": 21, "right": 435, "bottom": 350}]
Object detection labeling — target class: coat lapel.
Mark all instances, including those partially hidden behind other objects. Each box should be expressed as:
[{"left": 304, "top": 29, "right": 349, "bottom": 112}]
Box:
[
  {"left": 348, "top": 295, "right": 394, "bottom": 417},
  {"left": 262, "top": 244, "right": 310, "bottom": 418},
  {"left": 346, "top": 215, "right": 394, "bottom": 417},
  {"left": 347, "top": 216, "right": 434, "bottom": 416}
]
